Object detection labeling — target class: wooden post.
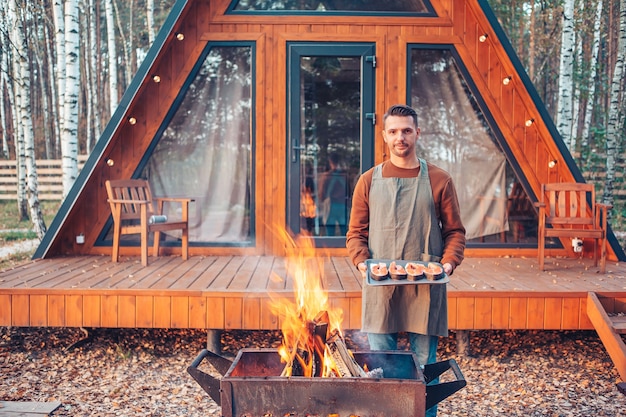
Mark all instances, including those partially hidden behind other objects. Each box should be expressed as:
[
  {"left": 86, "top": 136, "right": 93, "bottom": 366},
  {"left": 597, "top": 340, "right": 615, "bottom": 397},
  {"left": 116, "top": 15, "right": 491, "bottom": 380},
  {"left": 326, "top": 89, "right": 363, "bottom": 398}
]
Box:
[
  {"left": 206, "top": 329, "right": 222, "bottom": 354},
  {"left": 456, "top": 330, "right": 471, "bottom": 356}
]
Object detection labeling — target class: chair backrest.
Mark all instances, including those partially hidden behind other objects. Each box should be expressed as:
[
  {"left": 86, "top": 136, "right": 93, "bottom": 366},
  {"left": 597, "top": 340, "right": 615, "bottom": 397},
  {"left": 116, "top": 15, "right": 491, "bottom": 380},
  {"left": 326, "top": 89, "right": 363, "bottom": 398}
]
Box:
[
  {"left": 541, "top": 183, "right": 595, "bottom": 226},
  {"left": 105, "top": 179, "right": 155, "bottom": 221}
]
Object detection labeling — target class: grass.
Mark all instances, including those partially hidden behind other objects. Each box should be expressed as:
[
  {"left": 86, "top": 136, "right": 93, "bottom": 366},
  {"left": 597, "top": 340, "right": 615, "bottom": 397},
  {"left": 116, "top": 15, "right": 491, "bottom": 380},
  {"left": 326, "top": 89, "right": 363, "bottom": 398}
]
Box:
[
  {"left": 0, "top": 200, "right": 62, "bottom": 270},
  {"left": 0, "top": 200, "right": 61, "bottom": 230}
]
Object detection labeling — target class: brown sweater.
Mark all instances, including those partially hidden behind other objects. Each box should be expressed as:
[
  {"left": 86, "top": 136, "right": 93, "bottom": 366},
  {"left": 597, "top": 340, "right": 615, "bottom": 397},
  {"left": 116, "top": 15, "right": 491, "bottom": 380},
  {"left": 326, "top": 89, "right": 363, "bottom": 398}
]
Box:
[{"left": 346, "top": 160, "right": 466, "bottom": 271}]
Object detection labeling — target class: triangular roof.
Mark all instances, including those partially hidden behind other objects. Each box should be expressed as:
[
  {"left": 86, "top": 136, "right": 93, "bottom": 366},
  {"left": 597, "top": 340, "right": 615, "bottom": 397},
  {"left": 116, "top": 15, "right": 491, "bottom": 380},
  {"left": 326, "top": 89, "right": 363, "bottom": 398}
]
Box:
[{"left": 35, "top": 0, "right": 626, "bottom": 261}]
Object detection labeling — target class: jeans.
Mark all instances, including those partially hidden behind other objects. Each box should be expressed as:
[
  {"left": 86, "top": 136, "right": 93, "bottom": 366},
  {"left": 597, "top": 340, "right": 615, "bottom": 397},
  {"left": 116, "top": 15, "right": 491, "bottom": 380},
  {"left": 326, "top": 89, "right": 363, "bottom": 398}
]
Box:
[{"left": 367, "top": 332, "right": 439, "bottom": 417}]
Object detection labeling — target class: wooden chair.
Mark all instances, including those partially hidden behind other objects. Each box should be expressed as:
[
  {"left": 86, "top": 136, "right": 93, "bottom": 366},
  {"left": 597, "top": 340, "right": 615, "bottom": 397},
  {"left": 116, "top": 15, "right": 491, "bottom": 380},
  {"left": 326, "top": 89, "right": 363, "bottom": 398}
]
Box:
[
  {"left": 536, "top": 183, "right": 611, "bottom": 273},
  {"left": 105, "top": 179, "right": 191, "bottom": 266}
]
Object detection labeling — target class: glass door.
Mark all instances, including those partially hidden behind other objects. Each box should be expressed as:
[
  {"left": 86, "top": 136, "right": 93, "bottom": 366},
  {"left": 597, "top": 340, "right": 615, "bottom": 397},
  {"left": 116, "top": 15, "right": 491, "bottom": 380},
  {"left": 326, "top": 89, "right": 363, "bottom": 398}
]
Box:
[{"left": 287, "top": 43, "right": 375, "bottom": 246}]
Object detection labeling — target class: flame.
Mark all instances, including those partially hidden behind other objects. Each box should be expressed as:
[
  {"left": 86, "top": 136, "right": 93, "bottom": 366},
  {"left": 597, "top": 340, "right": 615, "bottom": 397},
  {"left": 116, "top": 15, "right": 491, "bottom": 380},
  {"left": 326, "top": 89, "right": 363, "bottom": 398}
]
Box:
[{"left": 269, "top": 227, "right": 344, "bottom": 377}]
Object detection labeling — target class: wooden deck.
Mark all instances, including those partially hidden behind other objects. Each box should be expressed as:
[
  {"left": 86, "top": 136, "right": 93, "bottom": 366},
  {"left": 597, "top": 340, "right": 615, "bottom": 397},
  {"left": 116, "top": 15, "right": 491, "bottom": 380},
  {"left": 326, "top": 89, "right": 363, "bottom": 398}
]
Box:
[{"left": 1, "top": 255, "right": 626, "bottom": 332}]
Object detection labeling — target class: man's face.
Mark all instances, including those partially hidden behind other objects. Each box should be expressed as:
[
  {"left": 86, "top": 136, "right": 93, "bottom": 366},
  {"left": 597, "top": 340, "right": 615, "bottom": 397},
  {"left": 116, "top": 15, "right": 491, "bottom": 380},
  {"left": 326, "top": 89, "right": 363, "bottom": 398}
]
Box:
[{"left": 382, "top": 115, "right": 420, "bottom": 158}]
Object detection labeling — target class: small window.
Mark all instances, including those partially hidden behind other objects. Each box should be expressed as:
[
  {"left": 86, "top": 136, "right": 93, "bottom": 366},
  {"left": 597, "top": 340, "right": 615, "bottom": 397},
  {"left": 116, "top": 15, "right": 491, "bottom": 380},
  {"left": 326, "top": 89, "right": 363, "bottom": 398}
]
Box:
[{"left": 229, "top": 0, "right": 433, "bottom": 15}]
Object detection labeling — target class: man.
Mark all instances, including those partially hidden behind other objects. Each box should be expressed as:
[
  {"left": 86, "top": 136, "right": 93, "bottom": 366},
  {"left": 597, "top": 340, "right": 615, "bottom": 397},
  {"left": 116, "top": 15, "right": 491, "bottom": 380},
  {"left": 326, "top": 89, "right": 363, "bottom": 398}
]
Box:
[
  {"left": 319, "top": 152, "right": 348, "bottom": 236},
  {"left": 346, "top": 104, "right": 465, "bottom": 416}
]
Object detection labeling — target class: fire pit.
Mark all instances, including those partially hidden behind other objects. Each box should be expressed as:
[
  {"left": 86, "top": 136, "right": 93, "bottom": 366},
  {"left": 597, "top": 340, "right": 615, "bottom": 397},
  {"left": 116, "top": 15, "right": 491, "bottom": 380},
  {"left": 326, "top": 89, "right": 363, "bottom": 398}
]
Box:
[
  {"left": 188, "top": 347, "right": 466, "bottom": 417},
  {"left": 189, "top": 233, "right": 466, "bottom": 416}
]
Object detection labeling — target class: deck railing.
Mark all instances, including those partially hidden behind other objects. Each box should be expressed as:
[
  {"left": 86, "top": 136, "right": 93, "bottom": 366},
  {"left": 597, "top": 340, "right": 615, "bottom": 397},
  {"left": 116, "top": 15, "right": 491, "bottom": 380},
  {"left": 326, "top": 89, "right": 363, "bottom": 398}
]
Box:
[{"left": 0, "top": 156, "right": 88, "bottom": 200}]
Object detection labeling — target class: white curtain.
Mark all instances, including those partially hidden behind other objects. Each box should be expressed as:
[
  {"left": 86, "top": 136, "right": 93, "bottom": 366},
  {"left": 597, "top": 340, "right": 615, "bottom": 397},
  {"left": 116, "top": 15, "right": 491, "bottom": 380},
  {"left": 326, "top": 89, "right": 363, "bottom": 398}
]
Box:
[
  {"left": 411, "top": 48, "right": 509, "bottom": 240},
  {"left": 142, "top": 46, "right": 252, "bottom": 243}
]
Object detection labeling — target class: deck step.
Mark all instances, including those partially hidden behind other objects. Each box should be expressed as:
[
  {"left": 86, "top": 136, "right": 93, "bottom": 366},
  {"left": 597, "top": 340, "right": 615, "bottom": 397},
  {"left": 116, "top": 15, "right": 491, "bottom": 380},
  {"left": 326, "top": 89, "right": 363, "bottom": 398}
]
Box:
[
  {"left": 611, "top": 316, "right": 626, "bottom": 334},
  {"left": 0, "top": 401, "right": 61, "bottom": 416},
  {"left": 586, "top": 292, "right": 626, "bottom": 385}
]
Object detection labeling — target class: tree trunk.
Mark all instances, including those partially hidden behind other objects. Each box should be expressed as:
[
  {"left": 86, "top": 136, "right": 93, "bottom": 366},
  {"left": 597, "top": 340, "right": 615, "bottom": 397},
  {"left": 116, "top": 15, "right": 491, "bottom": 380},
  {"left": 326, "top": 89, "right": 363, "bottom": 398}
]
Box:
[
  {"left": 113, "top": 0, "right": 133, "bottom": 85},
  {"left": 10, "top": 0, "right": 46, "bottom": 236},
  {"left": 32, "top": 6, "right": 53, "bottom": 160},
  {"left": 7, "top": 1, "right": 27, "bottom": 221},
  {"left": 528, "top": 0, "right": 536, "bottom": 81},
  {"left": 88, "top": 0, "right": 102, "bottom": 145},
  {"left": 605, "top": 0, "right": 626, "bottom": 209},
  {"left": 44, "top": 6, "right": 60, "bottom": 160},
  {"left": 52, "top": 0, "right": 66, "bottom": 157},
  {"left": 582, "top": 0, "right": 603, "bottom": 151},
  {"left": 557, "top": 0, "right": 576, "bottom": 152},
  {"left": 105, "top": 0, "right": 118, "bottom": 115},
  {"left": 61, "top": 0, "right": 80, "bottom": 198},
  {"left": 0, "top": 1, "right": 11, "bottom": 159},
  {"left": 82, "top": 3, "right": 94, "bottom": 153},
  {"left": 147, "top": 0, "right": 155, "bottom": 44}
]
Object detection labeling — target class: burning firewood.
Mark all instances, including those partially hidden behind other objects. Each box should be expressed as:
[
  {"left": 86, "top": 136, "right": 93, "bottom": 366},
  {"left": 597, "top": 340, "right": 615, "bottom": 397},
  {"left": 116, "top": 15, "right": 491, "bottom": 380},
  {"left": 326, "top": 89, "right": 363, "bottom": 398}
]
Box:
[
  {"left": 280, "top": 310, "right": 368, "bottom": 378},
  {"left": 325, "top": 330, "right": 367, "bottom": 377}
]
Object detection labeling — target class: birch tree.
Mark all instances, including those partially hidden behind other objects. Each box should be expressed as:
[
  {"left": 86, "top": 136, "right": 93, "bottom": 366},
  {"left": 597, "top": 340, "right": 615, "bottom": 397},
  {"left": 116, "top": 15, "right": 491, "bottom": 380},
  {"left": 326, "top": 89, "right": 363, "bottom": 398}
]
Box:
[
  {"left": 8, "top": 1, "right": 27, "bottom": 221},
  {"left": 557, "top": 0, "right": 576, "bottom": 151},
  {"left": 105, "top": 0, "right": 118, "bottom": 114},
  {"left": 147, "top": 0, "right": 156, "bottom": 44},
  {"left": 61, "top": 0, "right": 80, "bottom": 197},
  {"left": 52, "top": 0, "right": 66, "bottom": 155},
  {"left": 605, "top": 0, "right": 626, "bottom": 209},
  {"left": 9, "top": 0, "right": 46, "bottom": 237},
  {"left": 0, "top": 2, "right": 11, "bottom": 159}
]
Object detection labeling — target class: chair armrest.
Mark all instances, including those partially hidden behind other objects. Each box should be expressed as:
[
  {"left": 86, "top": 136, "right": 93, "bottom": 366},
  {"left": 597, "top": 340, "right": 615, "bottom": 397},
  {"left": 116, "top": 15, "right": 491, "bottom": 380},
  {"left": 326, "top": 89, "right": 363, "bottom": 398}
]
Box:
[
  {"left": 596, "top": 203, "right": 613, "bottom": 210},
  {"left": 153, "top": 197, "right": 193, "bottom": 222},
  {"left": 154, "top": 197, "right": 194, "bottom": 203},
  {"left": 534, "top": 202, "right": 546, "bottom": 208},
  {"left": 107, "top": 198, "right": 150, "bottom": 204}
]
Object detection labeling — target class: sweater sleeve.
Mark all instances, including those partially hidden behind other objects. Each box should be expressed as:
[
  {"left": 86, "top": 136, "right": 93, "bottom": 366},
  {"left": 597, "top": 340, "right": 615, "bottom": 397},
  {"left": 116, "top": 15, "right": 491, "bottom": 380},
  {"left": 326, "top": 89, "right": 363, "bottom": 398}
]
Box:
[
  {"left": 346, "top": 170, "right": 373, "bottom": 267},
  {"left": 434, "top": 172, "right": 466, "bottom": 271}
]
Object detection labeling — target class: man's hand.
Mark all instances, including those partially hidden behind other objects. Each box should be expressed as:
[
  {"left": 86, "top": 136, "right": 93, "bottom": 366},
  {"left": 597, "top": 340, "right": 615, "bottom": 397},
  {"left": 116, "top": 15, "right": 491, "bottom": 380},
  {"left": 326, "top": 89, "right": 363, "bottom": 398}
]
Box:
[
  {"left": 443, "top": 262, "right": 453, "bottom": 275},
  {"left": 357, "top": 262, "right": 367, "bottom": 278}
]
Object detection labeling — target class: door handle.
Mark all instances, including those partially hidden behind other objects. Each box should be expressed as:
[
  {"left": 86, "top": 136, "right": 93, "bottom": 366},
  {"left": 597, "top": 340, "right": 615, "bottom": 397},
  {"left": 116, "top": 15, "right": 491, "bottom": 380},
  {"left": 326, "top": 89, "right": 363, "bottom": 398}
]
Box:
[{"left": 292, "top": 144, "right": 305, "bottom": 162}]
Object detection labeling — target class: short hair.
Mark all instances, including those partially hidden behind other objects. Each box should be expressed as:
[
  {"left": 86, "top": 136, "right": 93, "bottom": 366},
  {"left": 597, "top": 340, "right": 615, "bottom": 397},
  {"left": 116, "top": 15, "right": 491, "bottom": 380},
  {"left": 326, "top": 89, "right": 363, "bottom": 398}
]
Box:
[{"left": 383, "top": 104, "right": 418, "bottom": 128}]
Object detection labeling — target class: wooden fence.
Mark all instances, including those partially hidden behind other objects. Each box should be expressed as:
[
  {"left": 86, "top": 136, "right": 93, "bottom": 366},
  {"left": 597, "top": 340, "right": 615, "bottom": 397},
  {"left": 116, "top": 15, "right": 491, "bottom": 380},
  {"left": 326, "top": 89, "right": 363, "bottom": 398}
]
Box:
[{"left": 0, "top": 156, "right": 88, "bottom": 200}]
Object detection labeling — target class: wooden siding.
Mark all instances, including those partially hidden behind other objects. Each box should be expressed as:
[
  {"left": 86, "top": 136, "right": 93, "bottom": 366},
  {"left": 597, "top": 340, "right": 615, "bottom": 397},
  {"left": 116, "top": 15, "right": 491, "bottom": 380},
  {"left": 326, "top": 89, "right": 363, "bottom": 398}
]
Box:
[
  {"left": 41, "top": 0, "right": 622, "bottom": 262},
  {"left": 2, "top": 256, "right": 624, "bottom": 332}
]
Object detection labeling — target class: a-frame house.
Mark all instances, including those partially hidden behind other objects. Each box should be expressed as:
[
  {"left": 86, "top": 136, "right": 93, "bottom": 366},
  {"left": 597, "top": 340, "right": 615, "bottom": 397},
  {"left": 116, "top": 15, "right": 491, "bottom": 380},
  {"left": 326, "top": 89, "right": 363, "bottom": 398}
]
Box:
[
  {"left": 3, "top": 0, "right": 626, "bottom": 362},
  {"left": 34, "top": 0, "right": 625, "bottom": 262}
]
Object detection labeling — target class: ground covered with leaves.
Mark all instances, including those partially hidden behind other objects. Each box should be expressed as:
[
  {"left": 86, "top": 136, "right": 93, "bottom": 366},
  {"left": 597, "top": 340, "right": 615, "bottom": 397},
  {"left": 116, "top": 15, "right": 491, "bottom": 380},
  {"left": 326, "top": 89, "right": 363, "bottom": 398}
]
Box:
[{"left": 1, "top": 327, "right": 624, "bottom": 416}]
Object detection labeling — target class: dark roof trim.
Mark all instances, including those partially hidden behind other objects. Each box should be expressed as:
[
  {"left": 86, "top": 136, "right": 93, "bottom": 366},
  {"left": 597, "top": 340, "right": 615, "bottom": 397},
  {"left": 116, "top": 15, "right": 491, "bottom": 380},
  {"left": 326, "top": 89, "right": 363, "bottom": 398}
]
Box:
[{"left": 34, "top": 0, "right": 191, "bottom": 259}]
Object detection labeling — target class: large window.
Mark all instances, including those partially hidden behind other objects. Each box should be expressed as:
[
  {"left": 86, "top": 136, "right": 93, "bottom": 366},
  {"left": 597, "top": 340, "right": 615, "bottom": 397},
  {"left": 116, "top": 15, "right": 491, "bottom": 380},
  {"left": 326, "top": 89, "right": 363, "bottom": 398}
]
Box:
[
  {"left": 408, "top": 46, "right": 537, "bottom": 246},
  {"left": 139, "top": 44, "right": 254, "bottom": 246},
  {"left": 229, "top": 0, "right": 432, "bottom": 14}
]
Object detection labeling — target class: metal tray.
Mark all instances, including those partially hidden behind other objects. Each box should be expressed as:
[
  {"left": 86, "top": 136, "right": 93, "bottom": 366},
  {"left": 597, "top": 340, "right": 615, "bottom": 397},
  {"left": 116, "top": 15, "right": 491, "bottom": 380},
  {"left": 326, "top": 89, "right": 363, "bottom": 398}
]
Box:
[{"left": 365, "top": 259, "right": 449, "bottom": 286}]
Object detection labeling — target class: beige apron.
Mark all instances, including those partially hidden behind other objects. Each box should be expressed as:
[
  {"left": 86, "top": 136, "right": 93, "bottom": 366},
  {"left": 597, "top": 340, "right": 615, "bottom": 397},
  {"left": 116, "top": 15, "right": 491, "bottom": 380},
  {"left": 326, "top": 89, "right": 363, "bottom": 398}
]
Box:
[{"left": 362, "top": 159, "right": 447, "bottom": 336}]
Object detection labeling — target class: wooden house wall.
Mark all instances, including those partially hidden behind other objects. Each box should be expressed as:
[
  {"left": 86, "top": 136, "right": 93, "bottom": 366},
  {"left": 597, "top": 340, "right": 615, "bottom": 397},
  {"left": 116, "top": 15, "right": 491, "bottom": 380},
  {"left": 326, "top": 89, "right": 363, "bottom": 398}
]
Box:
[{"left": 46, "top": 0, "right": 617, "bottom": 261}]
